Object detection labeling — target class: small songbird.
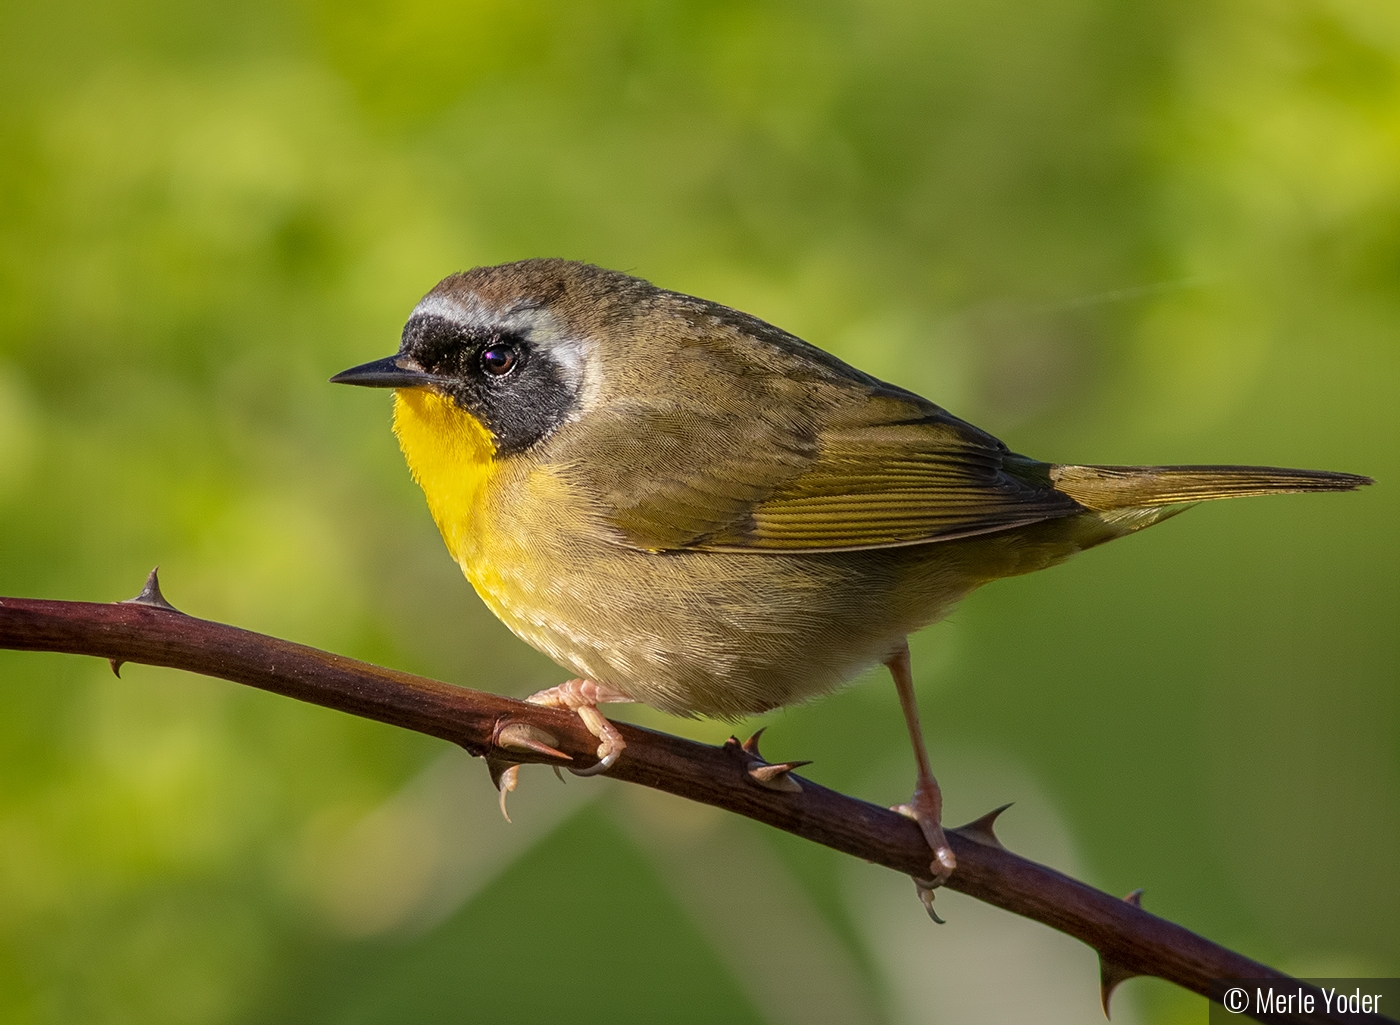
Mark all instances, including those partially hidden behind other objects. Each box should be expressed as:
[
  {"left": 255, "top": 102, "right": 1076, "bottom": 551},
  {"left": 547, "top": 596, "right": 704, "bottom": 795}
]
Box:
[{"left": 332, "top": 259, "right": 1370, "bottom": 908}]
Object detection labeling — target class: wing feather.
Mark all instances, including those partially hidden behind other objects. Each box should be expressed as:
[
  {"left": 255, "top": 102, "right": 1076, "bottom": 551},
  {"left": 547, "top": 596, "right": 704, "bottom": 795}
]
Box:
[
  {"left": 547, "top": 299, "right": 1085, "bottom": 553},
  {"left": 700, "top": 425, "right": 1083, "bottom": 551}
]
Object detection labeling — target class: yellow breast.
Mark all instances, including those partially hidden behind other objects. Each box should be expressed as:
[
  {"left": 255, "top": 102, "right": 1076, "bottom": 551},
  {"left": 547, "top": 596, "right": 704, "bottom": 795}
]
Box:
[
  {"left": 392, "top": 387, "right": 583, "bottom": 670},
  {"left": 392, "top": 389, "right": 498, "bottom": 566}
]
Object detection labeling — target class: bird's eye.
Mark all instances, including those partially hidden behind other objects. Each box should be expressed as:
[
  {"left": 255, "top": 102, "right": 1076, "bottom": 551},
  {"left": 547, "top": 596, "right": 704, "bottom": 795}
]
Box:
[{"left": 480, "top": 342, "right": 520, "bottom": 377}]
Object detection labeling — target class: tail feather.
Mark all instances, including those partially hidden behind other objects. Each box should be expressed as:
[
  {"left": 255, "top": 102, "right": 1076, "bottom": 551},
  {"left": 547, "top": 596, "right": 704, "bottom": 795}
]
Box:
[{"left": 1049, "top": 464, "right": 1373, "bottom": 512}]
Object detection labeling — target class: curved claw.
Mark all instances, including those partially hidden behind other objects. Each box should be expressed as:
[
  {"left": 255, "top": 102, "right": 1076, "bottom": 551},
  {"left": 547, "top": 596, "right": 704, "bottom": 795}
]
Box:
[
  {"left": 496, "top": 764, "right": 520, "bottom": 822},
  {"left": 566, "top": 702, "right": 626, "bottom": 777},
  {"left": 570, "top": 745, "right": 620, "bottom": 777},
  {"left": 914, "top": 879, "right": 946, "bottom": 924}
]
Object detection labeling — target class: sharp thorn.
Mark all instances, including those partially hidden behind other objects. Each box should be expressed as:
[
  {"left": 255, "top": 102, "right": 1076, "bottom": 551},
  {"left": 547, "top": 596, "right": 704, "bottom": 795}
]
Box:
[
  {"left": 109, "top": 659, "right": 124, "bottom": 678},
  {"left": 952, "top": 802, "right": 1013, "bottom": 849},
  {"left": 1099, "top": 955, "right": 1141, "bottom": 1019},
  {"left": 495, "top": 721, "right": 572, "bottom": 762},
  {"left": 552, "top": 765, "right": 566, "bottom": 784},
  {"left": 723, "top": 735, "right": 742, "bottom": 752},
  {"left": 1123, "top": 888, "right": 1143, "bottom": 907},
  {"left": 741, "top": 726, "right": 767, "bottom": 757},
  {"left": 120, "top": 567, "right": 181, "bottom": 613},
  {"left": 748, "top": 760, "right": 811, "bottom": 792}
]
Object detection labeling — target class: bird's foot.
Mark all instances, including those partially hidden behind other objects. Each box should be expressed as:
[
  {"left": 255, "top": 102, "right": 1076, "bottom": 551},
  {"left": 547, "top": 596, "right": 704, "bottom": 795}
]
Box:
[
  {"left": 524, "top": 678, "right": 630, "bottom": 777},
  {"left": 893, "top": 781, "right": 957, "bottom": 921},
  {"left": 883, "top": 640, "right": 955, "bottom": 915}
]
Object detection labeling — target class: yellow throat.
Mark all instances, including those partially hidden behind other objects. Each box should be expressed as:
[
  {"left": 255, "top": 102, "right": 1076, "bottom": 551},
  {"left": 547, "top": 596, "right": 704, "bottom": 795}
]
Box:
[{"left": 392, "top": 388, "right": 497, "bottom": 565}]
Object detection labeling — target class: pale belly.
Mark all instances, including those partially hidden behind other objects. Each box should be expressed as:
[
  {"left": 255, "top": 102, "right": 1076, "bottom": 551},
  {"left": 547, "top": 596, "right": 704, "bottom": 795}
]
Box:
[
  {"left": 447, "top": 465, "right": 1107, "bottom": 720},
  {"left": 458, "top": 524, "right": 978, "bottom": 719}
]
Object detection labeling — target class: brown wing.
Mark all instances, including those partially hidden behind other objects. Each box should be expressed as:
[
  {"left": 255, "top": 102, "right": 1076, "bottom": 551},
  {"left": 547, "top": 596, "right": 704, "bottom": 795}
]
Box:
[
  {"left": 544, "top": 290, "right": 1084, "bottom": 553},
  {"left": 553, "top": 369, "right": 1083, "bottom": 554},
  {"left": 697, "top": 414, "right": 1084, "bottom": 552}
]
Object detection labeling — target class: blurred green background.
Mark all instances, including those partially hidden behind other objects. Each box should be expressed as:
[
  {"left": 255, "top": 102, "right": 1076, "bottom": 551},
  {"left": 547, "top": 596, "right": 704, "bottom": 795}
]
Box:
[{"left": 0, "top": 0, "right": 1395, "bottom": 1022}]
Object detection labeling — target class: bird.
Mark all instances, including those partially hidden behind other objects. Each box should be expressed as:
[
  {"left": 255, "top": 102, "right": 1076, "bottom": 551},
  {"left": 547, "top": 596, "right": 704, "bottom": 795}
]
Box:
[{"left": 332, "top": 258, "right": 1370, "bottom": 910}]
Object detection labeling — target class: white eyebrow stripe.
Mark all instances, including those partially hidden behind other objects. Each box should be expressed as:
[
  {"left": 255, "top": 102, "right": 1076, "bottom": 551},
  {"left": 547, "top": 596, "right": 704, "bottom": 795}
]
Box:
[
  {"left": 411, "top": 295, "right": 554, "bottom": 337},
  {"left": 411, "top": 293, "right": 492, "bottom": 330}
]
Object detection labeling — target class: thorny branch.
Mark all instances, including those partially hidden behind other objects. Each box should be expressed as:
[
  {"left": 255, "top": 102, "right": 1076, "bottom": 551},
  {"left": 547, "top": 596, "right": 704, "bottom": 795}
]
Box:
[{"left": 0, "top": 571, "right": 1385, "bottom": 1025}]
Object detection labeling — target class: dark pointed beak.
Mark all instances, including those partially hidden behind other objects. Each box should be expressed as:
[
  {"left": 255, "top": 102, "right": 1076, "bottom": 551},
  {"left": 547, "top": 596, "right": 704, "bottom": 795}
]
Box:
[{"left": 330, "top": 355, "right": 438, "bottom": 389}]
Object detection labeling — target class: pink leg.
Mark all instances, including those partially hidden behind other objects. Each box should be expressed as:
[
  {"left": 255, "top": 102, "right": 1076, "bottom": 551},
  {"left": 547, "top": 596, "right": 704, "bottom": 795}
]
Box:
[
  {"left": 525, "top": 678, "right": 631, "bottom": 777},
  {"left": 887, "top": 642, "right": 957, "bottom": 907}
]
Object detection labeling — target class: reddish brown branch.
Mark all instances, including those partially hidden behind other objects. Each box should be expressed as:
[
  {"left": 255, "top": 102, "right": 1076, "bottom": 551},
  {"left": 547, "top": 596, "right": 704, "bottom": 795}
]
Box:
[{"left": 0, "top": 580, "right": 1379, "bottom": 1025}]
